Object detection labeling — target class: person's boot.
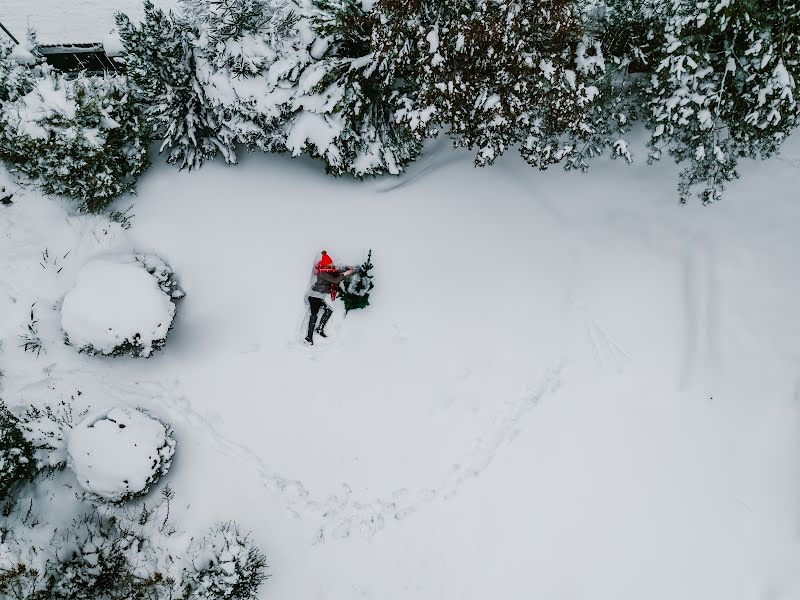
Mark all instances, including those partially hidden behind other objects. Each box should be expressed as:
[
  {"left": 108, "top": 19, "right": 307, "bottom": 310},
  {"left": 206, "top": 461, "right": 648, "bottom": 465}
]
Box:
[
  {"left": 316, "top": 309, "right": 332, "bottom": 338},
  {"left": 305, "top": 314, "right": 317, "bottom": 344}
]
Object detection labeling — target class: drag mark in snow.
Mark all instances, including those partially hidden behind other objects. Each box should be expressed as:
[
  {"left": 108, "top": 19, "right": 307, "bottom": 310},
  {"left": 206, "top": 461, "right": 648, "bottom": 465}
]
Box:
[
  {"left": 121, "top": 368, "right": 563, "bottom": 543},
  {"left": 377, "top": 154, "right": 462, "bottom": 193},
  {"left": 680, "top": 241, "right": 721, "bottom": 386},
  {"left": 583, "top": 309, "right": 631, "bottom": 374}
]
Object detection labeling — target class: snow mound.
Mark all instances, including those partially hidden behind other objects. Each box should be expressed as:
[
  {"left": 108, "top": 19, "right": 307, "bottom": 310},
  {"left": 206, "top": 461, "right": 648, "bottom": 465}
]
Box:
[
  {"left": 61, "top": 258, "right": 177, "bottom": 357},
  {"left": 67, "top": 407, "right": 176, "bottom": 502}
]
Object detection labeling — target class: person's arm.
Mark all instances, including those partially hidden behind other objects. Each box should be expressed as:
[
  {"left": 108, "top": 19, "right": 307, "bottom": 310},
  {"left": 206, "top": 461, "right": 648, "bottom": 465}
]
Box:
[{"left": 320, "top": 271, "right": 345, "bottom": 285}]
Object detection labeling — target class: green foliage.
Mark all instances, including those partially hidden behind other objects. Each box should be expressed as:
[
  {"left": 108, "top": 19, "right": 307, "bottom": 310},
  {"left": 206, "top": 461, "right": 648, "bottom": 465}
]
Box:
[
  {"left": 0, "top": 35, "right": 43, "bottom": 103},
  {"left": 302, "top": 0, "right": 422, "bottom": 176},
  {"left": 0, "top": 509, "right": 175, "bottom": 600},
  {"left": 185, "top": 0, "right": 308, "bottom": 152},
  {"left": 0, "top": 72, "right": 149, "bottom": 212},
  {"left": 645, "top": 0, "right": 800, "bottom": 203},
  {"left": 339, "top": 249, "right": 374, "bottom": 313},
  {"left": 0, "top": 401, "right": 37, "bottom": 500},
  {"left": 377, "top": 0, "right": 603, "bottom": 169},
  {"left": 116, "top": 0, "right": 235, "bottom": 170},
  {"left": 183, "top": 522, "right": 268, "bottom": 600}
]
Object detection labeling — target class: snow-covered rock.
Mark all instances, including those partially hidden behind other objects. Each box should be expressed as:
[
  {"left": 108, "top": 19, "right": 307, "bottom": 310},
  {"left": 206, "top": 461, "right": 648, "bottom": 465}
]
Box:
[
  {"left": 61, "top": 258, "right": 177, "bottom": 357},
  {"left": 67, "top": 407, "right": 176, "bottom": 502}
]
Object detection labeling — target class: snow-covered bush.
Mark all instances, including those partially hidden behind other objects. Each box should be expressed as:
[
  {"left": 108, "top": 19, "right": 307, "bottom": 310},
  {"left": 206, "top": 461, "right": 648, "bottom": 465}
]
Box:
[
  {"left": 0, "top": 401, "right": 37, "bottom": 499},
  {"left": 0, "top": 508, "right": 175, "bottom": 600},
  {"left": 645, "top": 0, "right": 800, "bottom": 203},
  {"left": 0, "top": 496, "right": 267, "bottom": 600},
  {"left": 18, "top": 400, "right": 80, "bottom": 475},
  {"left": 0, "top": 34, "right": 42, "bottom": 103},
  {"left": 183, "top": 523, "right": 268, "bottom": 600},
  {"left": 116, "top": 0, "right": 236, "bottom": 170},
  {"left": 0, "top": 52, "right": 149, "bottom": 212},
  {"left": 61, "top": 259, "right": 178, "bottom": 357},
  {"left": 67, "top": 407, "right": 176, "bottom": 502}
]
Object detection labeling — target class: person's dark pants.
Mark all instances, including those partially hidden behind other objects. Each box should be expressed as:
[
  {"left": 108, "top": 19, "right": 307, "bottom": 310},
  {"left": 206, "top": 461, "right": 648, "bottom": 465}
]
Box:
[{"left": 307, "top": 297, "right": 333, "bottom": 338}]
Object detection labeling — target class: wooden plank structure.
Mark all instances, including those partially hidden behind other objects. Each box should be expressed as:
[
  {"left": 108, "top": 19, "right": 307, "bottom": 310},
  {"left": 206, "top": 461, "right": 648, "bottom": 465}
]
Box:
[{"left": 37, "top": 43, "right": 124, "bottom": 74}]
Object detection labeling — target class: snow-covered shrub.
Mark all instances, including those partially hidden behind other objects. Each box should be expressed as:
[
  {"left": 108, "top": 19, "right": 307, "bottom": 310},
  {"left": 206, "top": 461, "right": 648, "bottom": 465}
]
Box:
[
  {"left": 645, "top": 0, "right": 800, "bottom": 203},
  {"left": 0, "top": 508, "right": 175, "bottom": 600},
  {"left": 0, "top": 401, "right": 37, "bottom": 499},
  {"left": 18, "top": 400, "right": 80, "bottom": 475},
  {"left": 116, "top": 0, "right": 236, "bottom": 170},
  {"left": 0, "top": 34, "right": 43, "bottom": 103},
  {"left": 61, "top": 259, "right": 178, "bottom": 357},
  {"left": 67, "top": 407, "right": 176, "bottom": 503},
  {"left": 0, "top": 493, "right": 267, "bottom": 600},
  {"left": 0, "top": 61, "right": 149, "bottom": 212},
  {"left": 183, "top": 523, "right": 267, "bottom": 600}
]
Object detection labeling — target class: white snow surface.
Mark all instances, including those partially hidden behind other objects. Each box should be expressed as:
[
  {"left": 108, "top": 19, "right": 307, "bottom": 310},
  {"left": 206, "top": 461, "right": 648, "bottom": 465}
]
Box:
[
  {"left": 67, "top": 406, "right": 175, "bottom": 501},
  {"left": 61, "top": 258, "right": 176, "bottom": 356},
  {"left": 2, "top": 131, "right": 800, "bottom": 599}
]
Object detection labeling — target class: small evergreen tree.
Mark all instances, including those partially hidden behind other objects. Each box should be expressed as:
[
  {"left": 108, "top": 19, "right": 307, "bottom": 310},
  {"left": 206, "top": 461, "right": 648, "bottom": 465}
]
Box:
[
  {"left": 0, "top": 400, "right": 38, "bottom": 500},
  {"left": 339, "top": 249, "right": 374, "bottom": 313},
  {"left": 182, "top": 522, "right": 267, "bottom": 600},
  {"left": 645, "top": 0, "right": 800, "bottom": 203},
  {"left": 0, "top": 33, "right": 43, "bottom": 103},
  {"left": 116, "top": 0, "right": 235, "bottom": 170}
]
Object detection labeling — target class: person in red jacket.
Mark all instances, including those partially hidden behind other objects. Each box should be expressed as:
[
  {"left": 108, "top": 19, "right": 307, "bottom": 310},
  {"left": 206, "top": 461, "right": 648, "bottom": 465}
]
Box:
[{"left": 305, "top": 251, "right": 354, "bottom": 345}]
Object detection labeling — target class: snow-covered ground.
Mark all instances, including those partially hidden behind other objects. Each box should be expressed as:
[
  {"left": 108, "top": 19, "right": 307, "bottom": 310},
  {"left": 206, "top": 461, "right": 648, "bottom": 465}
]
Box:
[
  {"left": 3, "top": 127, "right": 800, "bottom": 599},
  {"left": 1, "top": 0, "right": 176, "bottom": 44}
]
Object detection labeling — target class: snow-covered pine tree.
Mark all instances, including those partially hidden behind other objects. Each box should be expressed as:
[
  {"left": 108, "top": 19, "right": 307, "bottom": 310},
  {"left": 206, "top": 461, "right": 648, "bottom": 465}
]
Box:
[
  {"left": 378, "top": 0, "right": 604, "bottom": 170},
  {"left": 283, "top": 0, "right": 422, "bottom": 176},
  {"left": 0, "top": 71, "right": 149, "bottom": 212},
  {"left": 116, "top": 0, "right": 235, "bottom": 170},
  {"left": 646, "top": 0, "right": 800, "bottom": 203},
  {"left": 339, "top": 249, "right": 374, "bottom": 312},
  {"left": 565, "top": 0, "right": 666, "bottom": 171},
  {"left": 596, "top": 0, "right": 665, "bottom": 73},
  {"left": 184, "top": 0, "right": 312, "bottom": 153}
]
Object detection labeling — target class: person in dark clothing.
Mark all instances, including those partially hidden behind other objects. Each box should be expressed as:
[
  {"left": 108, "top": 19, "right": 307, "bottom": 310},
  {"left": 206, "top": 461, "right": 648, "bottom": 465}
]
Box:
[{"left": 306, "top": 251, "right": 354, "bottom": 344}]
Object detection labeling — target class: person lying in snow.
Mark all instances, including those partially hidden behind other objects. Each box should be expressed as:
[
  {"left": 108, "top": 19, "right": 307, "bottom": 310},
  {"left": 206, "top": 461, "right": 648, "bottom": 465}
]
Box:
[{"left": 306, "top": 251, "right": 354, "bottom": 345}]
